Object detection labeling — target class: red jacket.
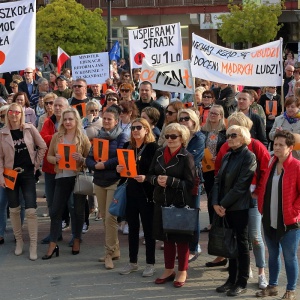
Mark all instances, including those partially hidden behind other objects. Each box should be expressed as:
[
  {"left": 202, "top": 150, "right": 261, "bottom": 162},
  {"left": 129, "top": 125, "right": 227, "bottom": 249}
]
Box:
[
  {"left": 40, "top": 115, "right": 57, "bottom": 174},
  {"left": 258, "top": 153, "right": 300, "bottom": 226},
  {"left": 215, "top": 138, "right": 270, "bottom": 196}
]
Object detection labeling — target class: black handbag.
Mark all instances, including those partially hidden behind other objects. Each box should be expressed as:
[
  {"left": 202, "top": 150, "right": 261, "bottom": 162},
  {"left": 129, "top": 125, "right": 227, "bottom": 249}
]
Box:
[
  {"left": 208, "top": 215, "right": 238, "bottom": 259},
  {"left": 161, "top": 205, "right": 199, "bottom": 235}
]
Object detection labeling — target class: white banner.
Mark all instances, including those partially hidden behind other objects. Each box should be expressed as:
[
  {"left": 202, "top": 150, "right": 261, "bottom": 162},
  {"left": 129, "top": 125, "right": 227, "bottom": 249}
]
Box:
[
  {"left": 71, "top": 52, "right": 110, "bottom": 84},
  {"left": 129, "top": 23, "right": 183, "bottom": 69},
  {"left": 140, "top": 59, "right": 194, "bottom": 94},
  {"left": 0, "top": 0, "right": 36, "bottom": 73},
  {"left": 191, "top": 33, "right": 283, "bottom": 86}
]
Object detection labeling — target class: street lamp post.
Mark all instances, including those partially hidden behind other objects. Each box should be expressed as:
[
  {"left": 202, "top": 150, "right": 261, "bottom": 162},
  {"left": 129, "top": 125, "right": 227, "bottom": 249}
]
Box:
[{"left": 107, "top": 0, "right": 114, "bottom": 52}]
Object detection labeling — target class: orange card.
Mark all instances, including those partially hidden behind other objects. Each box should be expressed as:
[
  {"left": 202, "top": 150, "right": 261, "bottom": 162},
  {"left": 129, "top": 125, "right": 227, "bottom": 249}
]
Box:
[
  {"left": 117, "top": 149, "right": 137, "bottom": 178},
  {"left": 293, "top": 143, "right": 300, "bottom": 150},
  {"left": 72, "top": 103, "right": 86, "bottom": 118},
  {"left": 3, "top": 168, "right": 18, "bottom": 190},
  {"left": 58, "top": 144, "right": 77, "bottom": 170},
  {"left": 93, "top": 139, "right": 109, "bottom": 162},
  {"left": 202, "top": 148, "right": 215, "bottom": 173}
]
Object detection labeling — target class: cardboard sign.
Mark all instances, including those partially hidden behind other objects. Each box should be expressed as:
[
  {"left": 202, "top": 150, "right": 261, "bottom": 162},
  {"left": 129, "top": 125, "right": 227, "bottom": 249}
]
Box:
[
  {"left": 202, "top": 148, "right": 215, "bottom": 173},
  {"left": 3, "top": 168, "right": 18, "bottom": 190},
  {"left": 58, "top": 144, "right": 77, "bottom": 170},
  {"left": 93, "top": 139, "right": 109, "bottom": 162},
  {"left": 72, "top": 103, "right": 86, "bottom": 118},
  {"left": 117, "top": 149, "right": 137, "bottom": 178},
  {"left": 191, "top": 34, "right": 282, "bottom": 87},
  {"left": 293, "top": 143, "right": 300, "bottom": 150}
]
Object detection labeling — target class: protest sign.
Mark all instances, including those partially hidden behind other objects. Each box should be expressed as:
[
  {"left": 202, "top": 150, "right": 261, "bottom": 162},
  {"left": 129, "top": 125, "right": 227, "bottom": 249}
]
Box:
[
  {"left": 117, "top": 149, "right": 137, "bottom": 178},
  {"left": 3, "top": 168, "right": 18, "bottom": 190},
  {"left": 140, "top": 59, "right": 193, "bottom": 94},
  {"left": 93, "top": 139, "right": 109, "bottom": 162},
  {"left": 58, "top": 144, "right": 77, "bottom": 171},
  {"left": 0, "top": 0, "right": 36, "bottom": 73},
  {"left": 129, "top": 23, "right": 183, "bottom": 69},
  {"left": 191, "top": 33, "right": 282, "bottom": 86},
  {"left": 71, "top": 52, "right": 109, "bottom": 84}
]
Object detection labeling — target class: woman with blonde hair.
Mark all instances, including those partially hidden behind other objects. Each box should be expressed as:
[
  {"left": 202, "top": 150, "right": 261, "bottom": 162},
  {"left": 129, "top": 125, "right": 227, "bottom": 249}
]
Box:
[
  {"left": 0, "top": 103, "right": 47, "bottom": 260},
  {"left": 37, "top": 92, "right": 57, "bottom": 131},
  {"left": 146, "top": 123, "right": 196, "bottom": 287},
  {"left": 117, "top": 118, "right": 159, "bottom": 277},
  {"left": 42, "top": 108, "right": 91, "bottom": 259},
  {"left": 82, "top": 99, "right": 102, "bottom": 140}
]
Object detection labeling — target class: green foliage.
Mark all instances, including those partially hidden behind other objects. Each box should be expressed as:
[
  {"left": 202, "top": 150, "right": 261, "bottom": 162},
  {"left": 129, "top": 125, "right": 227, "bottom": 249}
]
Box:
[
  {"left": 218, "top": 0, "right": 284, "bottom": 45},
  {"left": 36, "top": 0, "right": 107, "bottom": 55}
]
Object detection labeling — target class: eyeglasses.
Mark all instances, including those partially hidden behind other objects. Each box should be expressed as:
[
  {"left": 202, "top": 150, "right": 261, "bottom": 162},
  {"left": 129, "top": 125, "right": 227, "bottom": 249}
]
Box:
[
  {"left": 44, "top": 101, "right": 54, "bottom": 105},
  {"left": 165, "top": 134, "right": 181, "bottom": 140},
  {"left": 226, "top": 133, "right": 239, "bottom": 139},
  {"left": 73, "top": 85, "right": 84, "bottom": 88},
  {"left": 166, "top": 110, "right": 176, "bottom": 116},
  {"left": 8, "top": 110, "right": 21, "bottom": 115},
  {"left": 107, "top": 98, "right": 117, "bottom": 102},
  {"left": 89, "top": 109, "right": 99, "bottom": 113},
  {"left": 203, "top": 95, "right": 212, "bottom": 99},
  {"left": 286, "top": 70, "right": 294, "bottom": 73},
  {"left": 24, "top": 72, "right": 32, "bottom": 74},
  {"left": 210, "top": 112, "right": 220, "bottom": 116},
  {"left": 131, "top": 125, "right": 143, "bottom": 131},
  {"left": 179, "top": 116, "right": 190, "bottom": 122},
  {"left": 120, "top": 89, "right": 130, "bottom": 93}
]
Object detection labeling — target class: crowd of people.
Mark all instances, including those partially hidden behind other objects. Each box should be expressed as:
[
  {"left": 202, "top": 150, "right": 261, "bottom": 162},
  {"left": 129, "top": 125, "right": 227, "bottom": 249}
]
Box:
[{"left": 0, "top": 55, "right": 299, "bottom": 300}]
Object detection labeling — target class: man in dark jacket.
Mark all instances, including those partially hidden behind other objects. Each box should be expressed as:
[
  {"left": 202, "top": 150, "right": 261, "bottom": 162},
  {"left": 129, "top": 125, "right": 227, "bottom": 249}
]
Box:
[{"left": 18, "top": 67, "right": 39, "bottom": 99}]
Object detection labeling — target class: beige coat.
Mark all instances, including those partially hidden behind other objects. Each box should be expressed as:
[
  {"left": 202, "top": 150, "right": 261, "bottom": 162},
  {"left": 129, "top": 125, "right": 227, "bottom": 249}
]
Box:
[{"left": 0, "top": 123, "right": 47, "bottom": 185}]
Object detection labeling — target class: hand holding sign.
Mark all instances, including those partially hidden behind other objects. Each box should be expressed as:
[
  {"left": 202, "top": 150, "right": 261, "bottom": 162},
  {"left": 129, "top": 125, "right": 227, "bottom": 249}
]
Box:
[
  {"left": 58, "top": 144, "right": 77, "bottom": 170},
  {"left": 117, "top": 149, "right": 137, "bottom": 178},
  {"left": 93, "top": 139, "right": 109, "bottom": 162},
  {"left": 3, "top": 168, "right": 18, "bottom": 190}
]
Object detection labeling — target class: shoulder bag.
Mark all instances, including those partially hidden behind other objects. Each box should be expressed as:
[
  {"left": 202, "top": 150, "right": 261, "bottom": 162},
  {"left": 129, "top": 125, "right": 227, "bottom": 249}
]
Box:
[
  {"left": 109, "top": 180, "right": 128, "bottom": 217},
  {"left": 73, "top": 171, "right": 94, "bottom": 196}
]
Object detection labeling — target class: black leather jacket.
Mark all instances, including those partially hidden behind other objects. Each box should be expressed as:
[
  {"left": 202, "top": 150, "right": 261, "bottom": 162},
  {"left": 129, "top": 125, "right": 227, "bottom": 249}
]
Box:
[{"left": 211, "top": 145, "right": 256, "bottom": 211}]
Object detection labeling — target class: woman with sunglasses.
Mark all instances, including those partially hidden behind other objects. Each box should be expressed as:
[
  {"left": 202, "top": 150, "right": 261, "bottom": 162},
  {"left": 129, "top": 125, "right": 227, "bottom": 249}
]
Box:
[
  {"left": 119, "top": 82, "right": 135, "bottom": 102},
  {"left": 82, "top": 100, "right": 102, "bottom": 139},
  {"left": 119, "top": 100, "right": 139, "bottom": 138},
  {"left": 146, "top": 123, "right": 195, "bottom": 287},
  {"left": 158, "top": 101, "right": 184, "bottom": 146},
  {"left": 117, "top": 118, "right": 159, "bottom": 277},
  {"left": 37, "top": 92, "right": 57, "bottom": 132},
  {"left": 101, "top": 91, "right": 120, "bottom": 116},
  {"left": 212, "top": 125, "right": 256, "bottom": 297},
  {"left": 86, "top": 106, "right": 127, "bottom": 269},
  {"left": 0, "top": 103, "right": 47, "bottom": 260},
  {"left": 12, "top": 92, "right": 36, "bottom": 125},
  {"left": 178, "top": 109, "right": 205, "bottom": 262},
  {"left": 198, "top": 90, "right": 215, "bottom": 126}
]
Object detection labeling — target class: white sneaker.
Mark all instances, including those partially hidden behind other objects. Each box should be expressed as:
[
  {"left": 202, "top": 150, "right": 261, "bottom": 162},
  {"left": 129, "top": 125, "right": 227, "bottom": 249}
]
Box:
[
  {"left": 62, "top": 221, "right": 69, "bottom": 231},
  {"left": 82, "top": 223, "right": 89, "bottom": 234},
  {"left": 249, "top": 266, "right": 253, "bottom": 278},
  {"left": 119, "top": 263, "right": 138, "bottom": 275},
  {"left": 258, "top": 274, "right": 268, "bottom": 289},
  {"left": 142, "top": 264, "right": 155, "bottom": 277},
  {"left": 123, "top": 224, "right": 129, "bottom": 235}
]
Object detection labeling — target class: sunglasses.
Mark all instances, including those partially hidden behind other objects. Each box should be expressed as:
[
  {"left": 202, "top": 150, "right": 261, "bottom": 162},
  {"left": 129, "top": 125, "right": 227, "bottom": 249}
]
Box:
[
  {"left": 120, "top": 89, "right": 130, "bottom": 93},
  {"left": 73, "top": 84, "right": 84, "bottom": 88},
  {"left": 210, "top": 112, "right": 220, "bottom": 116},
  {"left": 8, "top": 110, "right": 21, "bottom": 115},
  {"left": 107, "top": 98, "right": 117, "bottom": 102},
  {"left": 179, "top": 116, "right": 190, "bottom": 122},
  {"left": 89, "top": 109, "right": 99, "bottom": 113},
  {"left": 131, "top": 125, "right": 143, "bottom": 131},
  {"left": 226, "top": 133, "right": 239, "bottom": 139},
  {"left": 123, "top": 75, "right": 130, "bottom": 77},
  {"left": 165, "top": 134, "right": 181, "bottom": 140},
  {"left": 203, "top": 95, "right": 212, "bottom": 99},
  {"left": 166, "top": 110, "right": 176, "bottom": 116},
  {"left": 24, "top": 72, "right": 32, "bottom": 74},
  {"left": 44, "top": 101, "right": 54, "bottom": 105}
]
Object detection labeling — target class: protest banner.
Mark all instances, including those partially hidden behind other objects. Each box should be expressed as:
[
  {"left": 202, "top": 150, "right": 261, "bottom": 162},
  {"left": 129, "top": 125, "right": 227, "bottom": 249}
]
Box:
[
  {"left": 71, "top": 52, "right": 110, "bottom": 84},
  {"left": 140, "top": 59, "right": 194, "bottom": 94},
  {"left": 0, "top": 0, "right": 36, "bottom": 73},
  {"left": 117, "top": 149, "right": 137, "bottom": 178},
  {"left": 58, "top": 144, "right": 77, "bottom": 171},
  {"left": 191, "top": 33, "right": 282, "bottom": 86},
  {"left": 93, "top": 138, "right": 109, "bottom": 162},
  {"left": 129, "top": 23, "right": 183, "bottom": 69}
]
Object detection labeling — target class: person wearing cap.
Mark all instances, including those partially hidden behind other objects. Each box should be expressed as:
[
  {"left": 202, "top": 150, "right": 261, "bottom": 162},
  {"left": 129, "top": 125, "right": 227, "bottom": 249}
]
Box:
[
  {"left": 53, "top": 75, "right": 72, "bottom": 99},
  {"left": 41, "top": 53, "right": 55, "bottom": 81}
]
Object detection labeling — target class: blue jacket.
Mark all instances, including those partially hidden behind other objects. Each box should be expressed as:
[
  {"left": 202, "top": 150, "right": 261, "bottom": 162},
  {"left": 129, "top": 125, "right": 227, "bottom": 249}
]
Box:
[{"left": 186, "top": 131, "right": 205, "bottom": 168}]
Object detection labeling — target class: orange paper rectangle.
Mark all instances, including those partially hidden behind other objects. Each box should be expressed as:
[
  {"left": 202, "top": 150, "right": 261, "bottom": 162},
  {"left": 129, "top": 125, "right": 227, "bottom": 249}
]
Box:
[
  {"left": 117, "top": 149, "right": 137, "bottom": 178},
  {"left": 72, "top": 103, "right": 87, "bottom": 118},
  {"left": 293, "top": 143, "right": 300, "bottom": 150},
  {"left": 93, "top": 139, "right": 109, "bottom": 162},
  {"left": 58, "top": 144, "right": 77, "bottom": 171},
  {"left": 3, "top": 168, "right": 18, "bottom": 190},
  {"left": 202, "top": 148, "right": 215, "bottom": 173}
]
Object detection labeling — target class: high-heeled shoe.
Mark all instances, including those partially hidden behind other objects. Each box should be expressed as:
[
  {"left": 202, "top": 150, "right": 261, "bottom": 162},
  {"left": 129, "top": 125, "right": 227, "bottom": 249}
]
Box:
[
  {"left": 154, "top": 272, "right": 176, "bottom": 284},
  {"left": 42, "top": 245, "right": 59, "bottom": 260},
  {"left": 72, "top": 238, "right": 80, "bottom": 255}
]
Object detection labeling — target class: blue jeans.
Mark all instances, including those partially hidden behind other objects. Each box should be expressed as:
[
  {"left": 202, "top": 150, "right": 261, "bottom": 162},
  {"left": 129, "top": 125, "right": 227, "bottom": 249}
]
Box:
[
  {"left": 248, "top": 202, "right": 266, "bottom": 268},
  {"left": 264, "top": 228, "right": 300, "bottom": 291},
  {"left": 0, "top": 187, "right": 7, "bottom": 238}
]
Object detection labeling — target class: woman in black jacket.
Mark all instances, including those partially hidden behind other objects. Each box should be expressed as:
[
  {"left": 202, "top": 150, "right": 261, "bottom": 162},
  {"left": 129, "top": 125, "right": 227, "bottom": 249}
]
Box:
[
  {"left": 212, "top": 125, "right": 256, "bottom": 297},
  {"left": 146, "top": 123, "right": 196, "bottom": 288},
  {"left": 117, "top": 118, "right": 158, "bottom": 277}
]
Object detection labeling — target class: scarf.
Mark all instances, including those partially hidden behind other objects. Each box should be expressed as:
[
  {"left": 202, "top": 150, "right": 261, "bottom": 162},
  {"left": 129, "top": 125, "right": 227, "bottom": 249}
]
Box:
[
  {"left": 163, "top": 146, "right": 181, "bottom": 165},
  {"left": 265, "top": 91, "right": 276, "bottom": 100},
  {"left": 283, "top": 111, "right": 300, "bottom": 124},
  {"left": 97, "top": 124, "right": 123, "bottom": 140}
]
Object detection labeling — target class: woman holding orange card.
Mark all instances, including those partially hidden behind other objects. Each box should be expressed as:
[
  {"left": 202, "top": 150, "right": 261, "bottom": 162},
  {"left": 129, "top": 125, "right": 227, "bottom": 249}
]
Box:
[
  {"left": 117, "top": 118, "right": 158, "bottom": 277},
  {"left": 42, "top": 108, "right": 90, "bottom": 259},
  {"left": 86, "top": 106, "right": 127, "bottom": 270}
]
